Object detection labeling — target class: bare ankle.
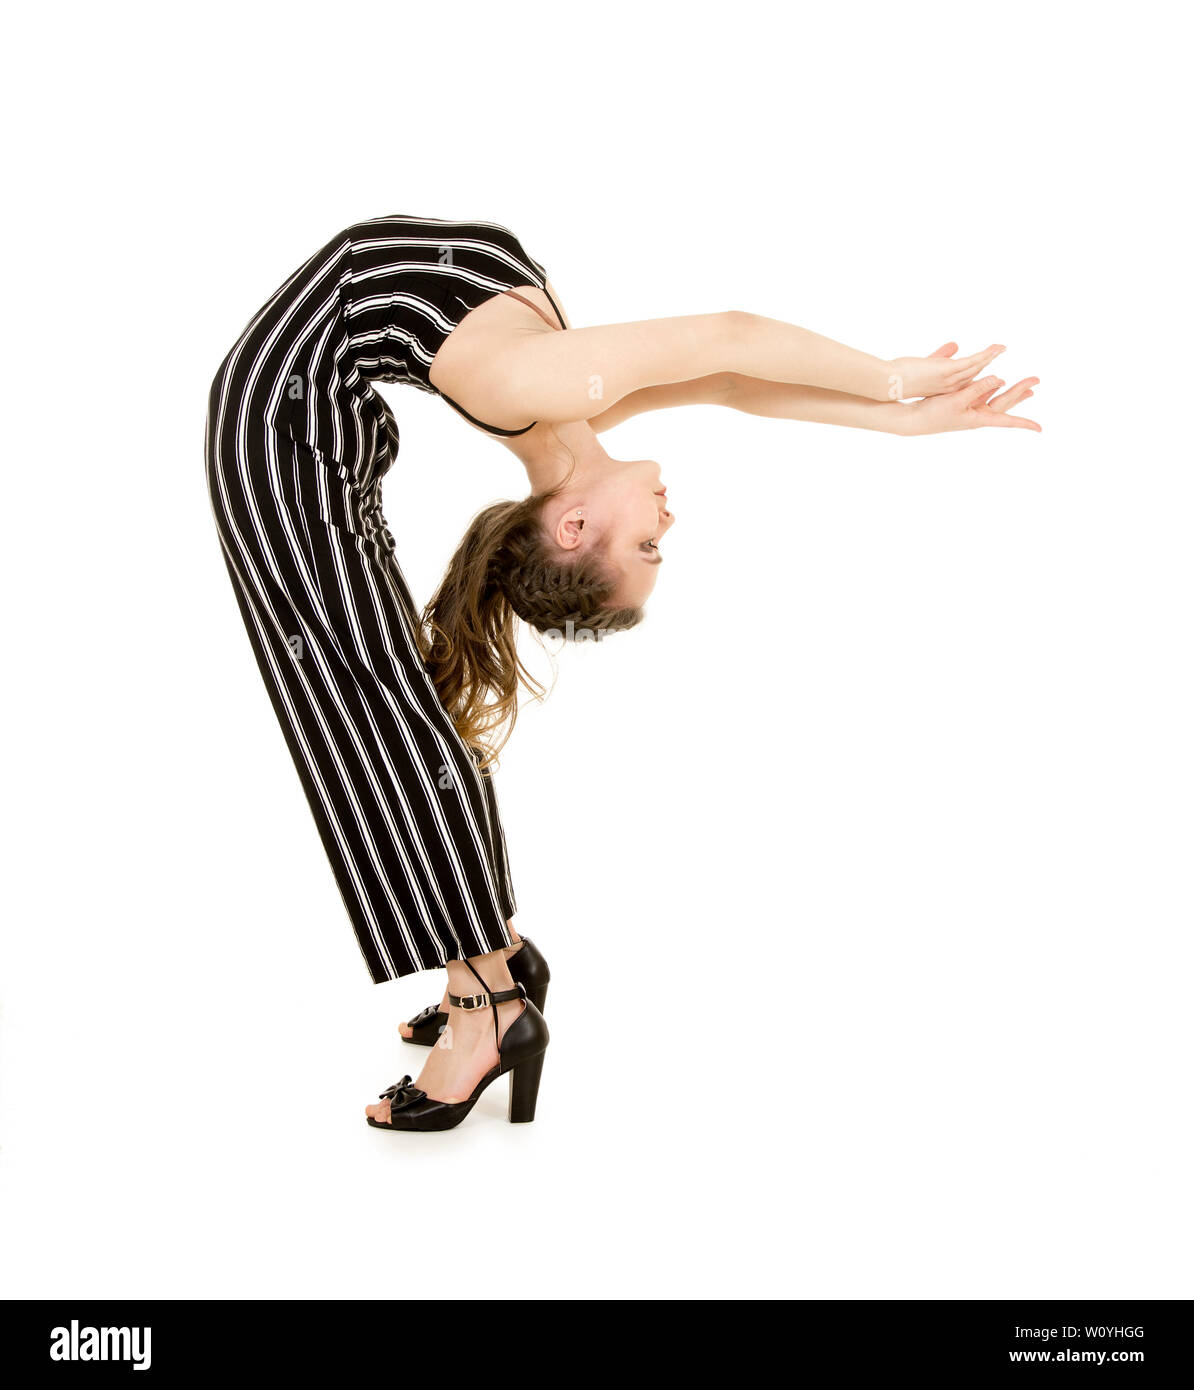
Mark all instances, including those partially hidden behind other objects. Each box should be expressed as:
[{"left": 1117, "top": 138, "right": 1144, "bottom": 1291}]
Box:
[{"left": 445, "top": 948, "right": 514, "bottom": 1000}]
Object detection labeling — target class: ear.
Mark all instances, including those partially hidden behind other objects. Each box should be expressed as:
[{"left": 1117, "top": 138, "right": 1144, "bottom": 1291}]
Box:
[{"left": 555, "top": 507, "right": 586, "bottom": 551}]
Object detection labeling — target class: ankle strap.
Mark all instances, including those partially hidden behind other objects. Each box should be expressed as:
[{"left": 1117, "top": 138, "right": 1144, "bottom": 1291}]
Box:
[
  {"left": 449, "top": 983, "right": 525, "bottom": 1011},
  {"left": 457, "top": 957, "right": 524, "bottom": 1051}
]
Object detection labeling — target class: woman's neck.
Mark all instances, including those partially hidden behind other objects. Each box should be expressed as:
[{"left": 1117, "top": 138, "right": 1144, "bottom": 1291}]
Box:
[{"left": 502, "top": 420, "right": 609, "bottom": 496}]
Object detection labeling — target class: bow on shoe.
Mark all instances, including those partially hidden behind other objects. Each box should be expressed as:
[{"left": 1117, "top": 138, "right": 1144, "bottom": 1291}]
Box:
[
  {"left": 406, "top": 1005, "right": 441, "bottom": 1028},
  {"left": 378, "top": 1075, "right": 426, "bottom": 1112}
]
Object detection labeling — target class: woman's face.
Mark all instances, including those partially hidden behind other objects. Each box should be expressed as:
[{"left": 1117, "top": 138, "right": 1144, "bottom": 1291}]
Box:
[{"left": 553, "top": 457, "right": 675, "bottom": 607}]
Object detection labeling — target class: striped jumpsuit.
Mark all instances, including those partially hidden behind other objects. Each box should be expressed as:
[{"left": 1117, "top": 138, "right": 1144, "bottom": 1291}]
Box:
[{"left": 205, "top": 215, "right": 560, "bottom": 982}]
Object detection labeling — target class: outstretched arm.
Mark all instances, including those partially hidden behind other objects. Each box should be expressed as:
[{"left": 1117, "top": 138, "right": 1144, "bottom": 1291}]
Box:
[
  {"left": 482, "top": 311, "right": 1005, "bottom": 427},
  {"left": 590, "top": 366, "right": 1041, "bottom": 435},
  {"left": 727, "top": 372, "right": 1041, "bottom": 433}
]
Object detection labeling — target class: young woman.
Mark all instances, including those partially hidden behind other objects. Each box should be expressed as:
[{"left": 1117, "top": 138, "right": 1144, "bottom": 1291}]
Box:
[{"left": 205, "top": 214, "right": 1039, "bottom": 1134}]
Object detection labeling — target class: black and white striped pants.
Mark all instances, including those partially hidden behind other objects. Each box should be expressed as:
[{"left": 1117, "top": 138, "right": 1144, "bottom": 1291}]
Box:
[{"left": 205, "top": 412, "right": 517, "bottom": 983}]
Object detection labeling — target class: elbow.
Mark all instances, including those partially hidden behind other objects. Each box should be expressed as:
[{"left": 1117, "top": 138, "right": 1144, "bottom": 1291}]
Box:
[
  {"left": 717, "top": 309, "right": 756, "bottom": 366},
  {"left": 720, "top": 309, "right": 754, "bottom": 339}
]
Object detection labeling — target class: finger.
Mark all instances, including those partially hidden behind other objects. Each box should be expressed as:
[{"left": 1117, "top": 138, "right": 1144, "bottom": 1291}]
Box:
[
  {"left": 951, "top": 344, "right": 1006, "bottom": 375},
  {"left": 991, "top": 379, "right": 1039, "bottom": 410},
  {"left": 961, "top": 375, "right": 1004, "bottom": 405},
  {"left": 931, "top": 341, "right": 959, "bottom": 358},
  {"left": 976, "top": 408, "right": 1041, "bottom": 431},
  {"left": 988, "top": 377, "right": 1039, "bottom": 412},
  {"left": 945, "top": 360, "right": 998, "bottom": 388},
  {"left": 946, "top": 357, "right": 1006, "bottom": 389},
  {"left": 970, "top": 385, "right": 1002, "bottom": 409}
]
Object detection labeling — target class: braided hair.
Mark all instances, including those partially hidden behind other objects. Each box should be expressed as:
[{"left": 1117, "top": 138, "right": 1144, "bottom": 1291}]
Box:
[{"left": 421, "top": 490, "right": 643, "bottom": 764}]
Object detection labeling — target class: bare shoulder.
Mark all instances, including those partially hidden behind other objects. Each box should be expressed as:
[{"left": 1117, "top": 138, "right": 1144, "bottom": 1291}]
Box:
[{"left": 427, "top": 281, "right": 574, "bottom": 430}]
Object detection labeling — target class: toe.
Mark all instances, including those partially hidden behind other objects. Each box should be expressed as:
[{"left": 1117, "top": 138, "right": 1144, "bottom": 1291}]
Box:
[{"left": 399, "top": 1023, "right": 412, "bottom": 1038}]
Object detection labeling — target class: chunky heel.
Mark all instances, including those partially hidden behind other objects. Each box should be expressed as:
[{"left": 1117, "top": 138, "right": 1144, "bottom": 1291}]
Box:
[
  {"left": 508, "top": 1049, "right": 546, "bottom": 1124},
  {"left": 526, "top": 981, "right": 548, "bottom": 1014}
]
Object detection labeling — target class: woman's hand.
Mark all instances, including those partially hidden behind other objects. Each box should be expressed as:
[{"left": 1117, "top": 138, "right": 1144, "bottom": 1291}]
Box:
[
  {"left": 906, "top": 374, "right": 1042, "bottom": 434},
  {"left": 887, "top": 342, "right": 1007, "bottom": 400}
]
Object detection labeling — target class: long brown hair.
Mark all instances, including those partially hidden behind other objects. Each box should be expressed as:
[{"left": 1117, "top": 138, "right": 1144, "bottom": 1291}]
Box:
[{"left": 421, "top": 484, "right": 643, "bottom": 764}]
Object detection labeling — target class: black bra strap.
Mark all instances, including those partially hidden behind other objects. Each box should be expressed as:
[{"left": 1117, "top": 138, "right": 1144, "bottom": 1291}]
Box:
[
  {"left": 505, "top": 287, "right": 565, "bottom": 332},
  {"left": 439, "top": 391, "right": 537, "bottom": 437},
  {"left": 539, "top": 282, "right": 567, "bottom": 331}
]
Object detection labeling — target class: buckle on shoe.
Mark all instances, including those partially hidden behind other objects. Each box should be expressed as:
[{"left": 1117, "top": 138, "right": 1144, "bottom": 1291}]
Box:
[{"left": 454, "top": 991, "right": 490, "bottom": 1011}]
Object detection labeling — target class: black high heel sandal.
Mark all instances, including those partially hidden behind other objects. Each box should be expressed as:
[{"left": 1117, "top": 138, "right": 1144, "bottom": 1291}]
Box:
[
  {"left": 368, "top": 958, "right": 550, "bottom": 1132},
  {"left": 401, "top": 936, "right": 549, "bottom": 1047}
]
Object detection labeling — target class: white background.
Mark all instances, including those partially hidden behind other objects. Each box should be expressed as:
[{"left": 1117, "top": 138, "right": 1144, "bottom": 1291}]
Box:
[{"left": 2, "top": 1, "right": 1190, "bottom": 1299}]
